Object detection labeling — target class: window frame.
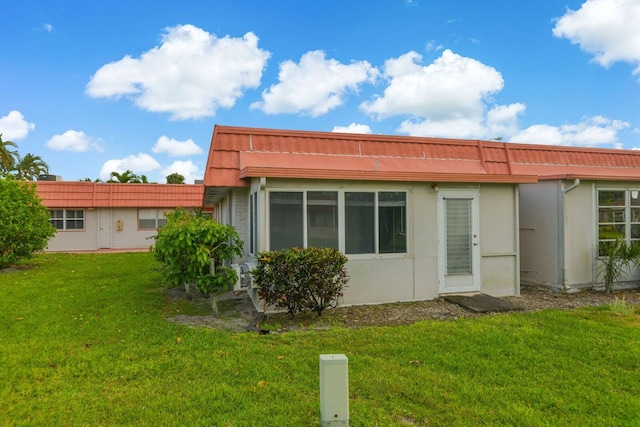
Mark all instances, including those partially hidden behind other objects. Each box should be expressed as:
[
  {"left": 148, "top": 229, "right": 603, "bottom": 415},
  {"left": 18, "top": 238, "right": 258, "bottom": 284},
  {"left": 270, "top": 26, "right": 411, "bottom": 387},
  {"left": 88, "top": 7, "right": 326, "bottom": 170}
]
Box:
[
  {"left": 49, "top": 209, "right": 85, "bottom": 231},
  {"left": 265, "top": 188, "right": 408, "bottom": 257},
  {"left": 137, "top": 208, "right": 170, "bottom": 230},
  {"left": 597, "top": 188, "right": 640, "bottom": 256}
]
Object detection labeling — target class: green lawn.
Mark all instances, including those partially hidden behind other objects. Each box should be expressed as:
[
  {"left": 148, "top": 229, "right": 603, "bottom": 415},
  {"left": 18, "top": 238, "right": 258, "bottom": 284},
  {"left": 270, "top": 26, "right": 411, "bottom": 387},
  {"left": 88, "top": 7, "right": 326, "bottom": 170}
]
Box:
[{"left": 1, "top": 253, "right": 639, "bottom": 426}]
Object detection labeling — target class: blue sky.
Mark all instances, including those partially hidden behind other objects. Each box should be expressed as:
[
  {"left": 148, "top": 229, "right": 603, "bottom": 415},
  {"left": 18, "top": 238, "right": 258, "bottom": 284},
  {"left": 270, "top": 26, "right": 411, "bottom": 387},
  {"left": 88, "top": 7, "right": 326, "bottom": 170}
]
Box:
[{"left": 1, "top": 0, "right": 639, "bottom": 183}]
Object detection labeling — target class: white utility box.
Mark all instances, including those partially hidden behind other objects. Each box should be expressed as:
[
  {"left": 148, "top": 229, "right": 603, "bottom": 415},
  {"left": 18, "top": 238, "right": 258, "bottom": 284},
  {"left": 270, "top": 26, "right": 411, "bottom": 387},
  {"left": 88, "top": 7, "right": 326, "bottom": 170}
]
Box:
[{"left": 319, "top": 354, "right": 349, "bottom": 426}]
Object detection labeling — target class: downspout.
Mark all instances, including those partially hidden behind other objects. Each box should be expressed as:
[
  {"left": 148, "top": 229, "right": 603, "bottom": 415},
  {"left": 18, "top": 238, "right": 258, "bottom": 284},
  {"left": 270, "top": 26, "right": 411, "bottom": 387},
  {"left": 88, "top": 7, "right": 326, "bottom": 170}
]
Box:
[{"left": 559, "top": 178, "right": 580, "bottom": 291}]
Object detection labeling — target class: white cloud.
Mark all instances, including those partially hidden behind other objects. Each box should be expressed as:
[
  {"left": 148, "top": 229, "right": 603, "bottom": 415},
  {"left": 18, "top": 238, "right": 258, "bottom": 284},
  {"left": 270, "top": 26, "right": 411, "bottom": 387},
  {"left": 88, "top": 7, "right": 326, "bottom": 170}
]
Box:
[
  {"left": 553, "top": 0, "right": 640, "bottom": 76},
  {"left": 45, "top": 130, "right": 101, "bottom": 152},
  {"left": 486, "top": 103, "right": 527, "bottom": 138},
  {"left": 86, "top": 25, "right": 270, "bottom": 120},
  {"left": 152, "top": 135, "right": 203, "bottom": 157},
  {"left": 43, "top": 23, "right": 53, "bottom": 32},
  {"left": 511, "top": 116, "right": 629, "bottom": 147},
  {"left": 99, "top": 153, "right": 162, "bottom": 180},
  {"left": 251, "top": 50, "right": 378, "bottom": 116},
  {"left": 398, "top": 116, "right": 487, "bottom": 139},
  {"left": 0, "top": 110, "right": 35, "bottom": 140},
  {"left": 163, "top": 160, "right": 201, "bottom": 184},
  {"left": 361, "top": 49, "right": 504, "bottom": 138},
  {"left": 425, "top": 40, "right": 443, "bottom": 52},
  {"left": 332, "top": 123, "right": 373, "bottom": 134}
]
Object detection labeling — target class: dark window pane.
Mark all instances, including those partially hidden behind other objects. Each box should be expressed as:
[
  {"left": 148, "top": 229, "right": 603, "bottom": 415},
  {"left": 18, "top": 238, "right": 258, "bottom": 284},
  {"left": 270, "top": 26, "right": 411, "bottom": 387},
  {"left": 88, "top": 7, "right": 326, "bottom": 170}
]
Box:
[
  {"left": 379, "top": 192, "right": 406, "bottom": 253},
  {"left": 139, "top": 219, "right": 156, "bottom": 229},
  {"left": 599, "top": 224, "right": 625, "bottom": 240},
  {"left": 66, "top": 220, "right": 84, "bottom": 230},
  {"left": 307, "top": 191, "right": 338, "bottom": 249},
  {"left": 599, "top": 207, "right": 625, "bottom": 223},
  {"left": 345, "top": 192, "right": 374, "bottom": 254},
  {"left": 269, "top": 192, "right": 303, "bottom": 250},
  {"left": 598, "top": 191, "right": 625, "bottom": 206}
]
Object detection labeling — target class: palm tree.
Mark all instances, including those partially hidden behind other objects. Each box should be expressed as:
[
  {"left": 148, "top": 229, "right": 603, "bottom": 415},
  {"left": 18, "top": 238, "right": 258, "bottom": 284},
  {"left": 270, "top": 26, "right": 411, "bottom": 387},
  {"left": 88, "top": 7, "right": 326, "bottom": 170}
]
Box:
[
  {"left": 107, "top": 170, "right": 140, "bottom": 183},
  {"left": 0, "top": 134, "right": 19, "bottom": 176},
  {"left": 15, "top": 153, "right": 50, "bottom": 180}
]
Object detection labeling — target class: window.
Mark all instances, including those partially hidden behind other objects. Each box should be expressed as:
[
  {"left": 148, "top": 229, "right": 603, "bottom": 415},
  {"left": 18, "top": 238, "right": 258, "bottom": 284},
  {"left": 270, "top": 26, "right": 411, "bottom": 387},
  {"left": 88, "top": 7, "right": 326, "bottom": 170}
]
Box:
[
  {"left": 49, "top": 209, "right": 84, "bottom": 230},
  {"left": 345, "top": 192, "right": 374, "bottom": 254},
  {"left": 249, "top": 192, "right": 258, "bottom": 254},
  {"left": 138, "top": 209, "right": 169, "bottom": 229},
  {"left": 307, "top": 191, "right": 339, "bottom": 249},
  {"left": 379, "top": 192, "right": 407, "bottom": 254},
  {"left": 269, "top": 192, "right": 303, "bottom": 250},
  {"left": 598, "top": 189, "right": 640, "bottom": 255},
  {"left": 268, "top": 190, "right": 407, "bottom": 254}
]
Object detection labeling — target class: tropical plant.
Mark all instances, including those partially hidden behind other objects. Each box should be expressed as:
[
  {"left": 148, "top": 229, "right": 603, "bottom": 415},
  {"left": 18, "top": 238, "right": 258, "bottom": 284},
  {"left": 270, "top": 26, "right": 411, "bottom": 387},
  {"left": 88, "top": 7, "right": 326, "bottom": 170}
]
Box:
[
  {"left": 597, "top": 238, "right": 640, "bottom": 295},
  {"left": 0, "top": 177, "right": 56, "bottom": 268},
  {"left": 166, "top": 172, "right": 185, "bottom": 184},
  {"left": 0, "top": 134, "right": 19, "bottom": 176},
  {"left": 150, "top": 208, "right": 243, "bottom": 294},
  {"left": 253, "top": 247, "right": 349, "bottom": 317},
  {"left": 14, "top": 153, "right": 50, "bottom": 180},
  {"left": 107, "top": 170, "right": 142, "bottom": 183}
]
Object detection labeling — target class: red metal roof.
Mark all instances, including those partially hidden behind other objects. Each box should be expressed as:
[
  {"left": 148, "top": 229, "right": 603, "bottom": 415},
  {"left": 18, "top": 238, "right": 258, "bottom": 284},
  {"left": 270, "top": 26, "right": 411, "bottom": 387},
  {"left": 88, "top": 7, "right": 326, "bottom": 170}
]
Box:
[
  {"left": 203, "top": 126, "right": 538, "bottom": 189},
  {"left": 204, "top": 126, "right": 640, "bottom": 191},
  {"left": 35, "top": 182, "right": 205, "bottom": 208}
]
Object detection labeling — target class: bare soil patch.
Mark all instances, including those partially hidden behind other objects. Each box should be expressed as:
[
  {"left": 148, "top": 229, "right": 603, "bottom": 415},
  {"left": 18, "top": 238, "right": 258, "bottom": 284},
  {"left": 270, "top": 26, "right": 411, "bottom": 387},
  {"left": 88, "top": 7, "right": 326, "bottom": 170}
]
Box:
[{"left": 165, "top": 285, "right": 640, "bottom": 333}]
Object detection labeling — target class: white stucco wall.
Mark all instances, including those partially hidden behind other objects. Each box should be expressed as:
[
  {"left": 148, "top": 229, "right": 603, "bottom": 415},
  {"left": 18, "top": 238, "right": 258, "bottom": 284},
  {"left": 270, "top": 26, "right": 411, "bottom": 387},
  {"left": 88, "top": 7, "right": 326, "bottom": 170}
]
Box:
[
  {"left": 564, "top": 182, "right": 596, "bottom": 287},
  {"left": 479, "top": 184, "right": 520, "bottom": 297},
  {"left": 45, "top": 207, "right": 167, "bottom": 252},
  {"left": 225, "top": 178, "right": 520, "bottom": 308},
  {"left": 519, "top": 181, "right": 562, "bottom": 288}
]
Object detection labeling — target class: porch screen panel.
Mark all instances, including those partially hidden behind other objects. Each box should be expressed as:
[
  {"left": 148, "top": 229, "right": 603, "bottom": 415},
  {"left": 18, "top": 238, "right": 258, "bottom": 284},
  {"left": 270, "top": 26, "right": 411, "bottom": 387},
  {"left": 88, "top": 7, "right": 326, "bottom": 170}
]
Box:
[
  {"left": 445, "top": 198, "right": 472, "bottom": 275},
  {"left": 379, "top": 192, "right": 407, "bottom": 253},
  {"left": 269, "top": 192, "right": 303, "bottom": 250},
  {"left": 631, "top": 191, "right": 640, "bottom": 244},
  {"left": 307, "top": 191, "right": 338, "bottom": 249},
  {"left": 345, "top": 192, "right": 375, "bottom": 254}
]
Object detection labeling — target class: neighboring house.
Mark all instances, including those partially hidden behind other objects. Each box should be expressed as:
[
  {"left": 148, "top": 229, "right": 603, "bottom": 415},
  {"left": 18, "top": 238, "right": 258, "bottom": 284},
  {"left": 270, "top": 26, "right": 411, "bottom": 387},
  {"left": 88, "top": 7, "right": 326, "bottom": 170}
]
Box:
[
  {"left": 515, "top": 144, "right": 640, "bottom": 292},
  {"left": 203, "top": 125, "right": 538, "bottom": 310},
  {"left": 35, "top": 181, "right": 206, "bottom": 252}
]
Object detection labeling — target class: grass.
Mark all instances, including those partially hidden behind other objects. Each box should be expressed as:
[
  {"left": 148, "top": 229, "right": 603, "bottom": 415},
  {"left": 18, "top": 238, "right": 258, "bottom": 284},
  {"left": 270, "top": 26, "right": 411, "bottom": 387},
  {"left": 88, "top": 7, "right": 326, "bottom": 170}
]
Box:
[{"left": 1, "top": 253, "right": 639, "bottom": 426}]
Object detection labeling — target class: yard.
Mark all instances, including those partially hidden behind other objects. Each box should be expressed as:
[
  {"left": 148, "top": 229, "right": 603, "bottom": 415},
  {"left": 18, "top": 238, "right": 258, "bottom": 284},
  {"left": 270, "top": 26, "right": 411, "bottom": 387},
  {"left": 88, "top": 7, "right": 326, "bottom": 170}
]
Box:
[{"left": 1, "top": 252, "right": 639, "bottom": 426}]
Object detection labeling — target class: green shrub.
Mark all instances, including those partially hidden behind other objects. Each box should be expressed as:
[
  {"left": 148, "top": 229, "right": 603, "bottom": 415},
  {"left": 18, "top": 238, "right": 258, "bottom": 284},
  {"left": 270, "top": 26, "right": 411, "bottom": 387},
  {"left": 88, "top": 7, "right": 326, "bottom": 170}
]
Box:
[
  {"left": 150, "top": 208, "right": 243, "bottom": 294},
  {"left": 0, "top": 177, "right": 56, "bottom": 268},
  {"left": 252, "top": 247, "right": 349, "bottom": 317},
  {"left": 598, "top": 238, "right": 640, "bottom": 295}
]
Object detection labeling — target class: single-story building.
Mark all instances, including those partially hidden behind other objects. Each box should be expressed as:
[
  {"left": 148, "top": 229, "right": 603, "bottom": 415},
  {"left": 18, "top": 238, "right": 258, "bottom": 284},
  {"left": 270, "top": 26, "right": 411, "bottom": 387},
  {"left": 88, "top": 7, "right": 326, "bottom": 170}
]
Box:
[
  {"left": 512, "top": 144, "right": 640, "bottom": 292},
  {"left": 203, "top": 125, "right": 538, "bottom": 310},
  {"left": 36, "top": 181, "right": 206, "bottom": 252}
]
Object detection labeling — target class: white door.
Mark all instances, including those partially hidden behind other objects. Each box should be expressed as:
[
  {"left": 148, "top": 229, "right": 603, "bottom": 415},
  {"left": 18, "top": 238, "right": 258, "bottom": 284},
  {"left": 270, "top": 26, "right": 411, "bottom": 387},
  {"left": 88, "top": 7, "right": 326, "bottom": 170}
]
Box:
[
  {"left": 438, "top": 190, "right": 481, "bottom": 293},
  {"left": 99, "top": 209, "right": 112, "bottom": 249}
]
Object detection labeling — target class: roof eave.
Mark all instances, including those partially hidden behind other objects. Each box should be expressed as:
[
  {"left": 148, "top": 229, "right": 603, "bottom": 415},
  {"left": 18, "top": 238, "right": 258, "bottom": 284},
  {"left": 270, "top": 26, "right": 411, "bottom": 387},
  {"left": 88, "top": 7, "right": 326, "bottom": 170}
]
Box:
[{"left": 239, "top": 167, "right": 538, "bottom": 184}]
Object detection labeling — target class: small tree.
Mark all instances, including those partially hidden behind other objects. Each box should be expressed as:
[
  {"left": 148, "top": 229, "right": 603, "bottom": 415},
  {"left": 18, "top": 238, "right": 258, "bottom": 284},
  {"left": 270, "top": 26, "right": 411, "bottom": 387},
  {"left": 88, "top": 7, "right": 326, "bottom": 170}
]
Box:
[
  {"left": 150, "top": 208, "right": 243, "bottom": 294},
  {"left": 0, "top": 178, "right": 56, "bottom": 268},
  {"left": 166, "top": 173, "right": 185, "bottom": 184},
  {"left": 253, "top": 247, "right": 349, "bottom": 317},
  {"left": 598, "top": 238, "right": 640, "bottom": 295}
]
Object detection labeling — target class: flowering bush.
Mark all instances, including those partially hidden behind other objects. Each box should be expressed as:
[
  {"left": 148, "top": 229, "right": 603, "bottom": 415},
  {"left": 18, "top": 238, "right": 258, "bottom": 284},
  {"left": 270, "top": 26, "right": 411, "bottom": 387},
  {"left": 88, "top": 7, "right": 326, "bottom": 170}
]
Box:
[{"left": 252, "top": 247, "right": 349, "bottom": 317}]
